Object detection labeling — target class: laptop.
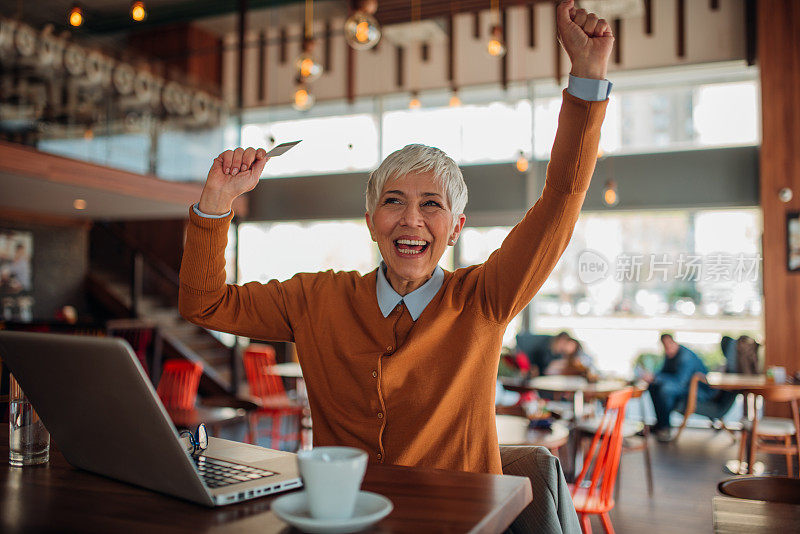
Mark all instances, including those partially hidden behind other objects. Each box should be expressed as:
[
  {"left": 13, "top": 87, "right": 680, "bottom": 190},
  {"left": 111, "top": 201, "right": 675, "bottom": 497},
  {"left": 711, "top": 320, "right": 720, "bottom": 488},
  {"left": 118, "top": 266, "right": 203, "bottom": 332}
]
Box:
[{"left": 0, "top": 331, "right": 302, "bottom": 506}]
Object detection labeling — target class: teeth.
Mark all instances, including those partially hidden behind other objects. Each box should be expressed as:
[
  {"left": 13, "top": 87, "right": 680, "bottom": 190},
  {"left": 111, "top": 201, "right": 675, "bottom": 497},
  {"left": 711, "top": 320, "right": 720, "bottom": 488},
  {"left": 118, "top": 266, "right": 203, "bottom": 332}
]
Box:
[
  {"left": 397, "top": 248, "right": 422, "bottom": 255},
  {"left": 396, "top": 239, "right": 428, "bottom": 246}
]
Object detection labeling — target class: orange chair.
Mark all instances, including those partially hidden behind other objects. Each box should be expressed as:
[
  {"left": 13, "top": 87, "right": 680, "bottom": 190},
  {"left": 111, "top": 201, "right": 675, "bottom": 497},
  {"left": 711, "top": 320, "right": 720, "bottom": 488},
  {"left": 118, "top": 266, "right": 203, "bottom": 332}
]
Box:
[
  {"left": 571, "top": 387, "right": 634, "bottom": 534},
  {"left": 156, "top": 360, "right": 203, "bottom": 410},
  {"left": 243, "top": 344, "right": 305, "bottom": 451}
]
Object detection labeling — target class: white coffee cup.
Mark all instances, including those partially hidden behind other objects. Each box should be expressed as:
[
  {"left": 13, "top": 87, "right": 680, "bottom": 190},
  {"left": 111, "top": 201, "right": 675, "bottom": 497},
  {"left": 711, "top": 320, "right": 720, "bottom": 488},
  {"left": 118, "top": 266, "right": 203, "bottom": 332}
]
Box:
[{"left": 296, "top": 446, "right": 368, "bottom": 520}]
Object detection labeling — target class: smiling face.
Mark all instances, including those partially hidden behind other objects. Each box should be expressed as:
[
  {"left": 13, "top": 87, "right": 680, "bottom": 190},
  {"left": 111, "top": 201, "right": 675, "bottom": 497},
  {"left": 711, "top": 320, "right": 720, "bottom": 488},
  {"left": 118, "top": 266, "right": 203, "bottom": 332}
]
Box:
[{"left": 365, "top": 171, "right": 466, "bottom": 296}]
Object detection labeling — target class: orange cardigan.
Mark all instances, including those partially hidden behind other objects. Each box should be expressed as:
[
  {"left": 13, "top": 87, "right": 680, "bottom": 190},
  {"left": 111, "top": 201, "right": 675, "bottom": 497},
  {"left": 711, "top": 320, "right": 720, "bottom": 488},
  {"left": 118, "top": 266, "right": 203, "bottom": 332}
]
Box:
[{"left": 178, "top": 91, "right": 607, "bottom": 474}]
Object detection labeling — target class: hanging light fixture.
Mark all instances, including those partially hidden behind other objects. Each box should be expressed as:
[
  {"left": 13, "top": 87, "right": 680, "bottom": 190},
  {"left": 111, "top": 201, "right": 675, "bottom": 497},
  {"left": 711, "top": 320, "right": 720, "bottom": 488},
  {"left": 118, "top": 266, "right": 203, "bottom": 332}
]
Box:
[
  {"left": 408, "top": 91, "right": 421, "bottom": 110},
  {"left": 295, "top": 0, "right": 323, "bottom": 82},
  {"left": 345, "top": 0, "right": 381, "bottom": 50},
  {"left": 130, "top": 1, "right": 147, "bottom": 22},
  {"left": 293, "top": 81, "right": 315, "bottom": 111},
  {"left": 449, "top": 89, "right": 462, "bottom": 107},
  {"left": 405, "top": 0, "right": 422, "bottom": 110},
  {"left": 603, "top": 179, "right": 619, "bottom": 206},
  {"left": 515, "top": 151, "right": 529, "bottom": 173},
  {"left": 69, "top": 5, "right": 84, "bottom": 27},
  {"left": 487, "top": 0, "right": 506, "bottom": 57}
]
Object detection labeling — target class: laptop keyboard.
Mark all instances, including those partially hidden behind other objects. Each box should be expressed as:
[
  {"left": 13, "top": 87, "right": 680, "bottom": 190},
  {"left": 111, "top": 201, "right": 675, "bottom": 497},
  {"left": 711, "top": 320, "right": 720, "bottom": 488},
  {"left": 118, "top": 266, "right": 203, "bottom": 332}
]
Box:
[{"left": 192, "top": 455, "right": 278, "bottom": 488}]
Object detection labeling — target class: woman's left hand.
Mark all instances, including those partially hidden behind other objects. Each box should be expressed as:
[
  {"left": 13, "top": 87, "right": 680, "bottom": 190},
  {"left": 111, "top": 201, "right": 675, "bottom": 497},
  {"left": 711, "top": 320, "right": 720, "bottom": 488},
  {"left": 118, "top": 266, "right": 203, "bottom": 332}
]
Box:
[{"left": 556, "top": 0, "right": 615, "bottom": 80}]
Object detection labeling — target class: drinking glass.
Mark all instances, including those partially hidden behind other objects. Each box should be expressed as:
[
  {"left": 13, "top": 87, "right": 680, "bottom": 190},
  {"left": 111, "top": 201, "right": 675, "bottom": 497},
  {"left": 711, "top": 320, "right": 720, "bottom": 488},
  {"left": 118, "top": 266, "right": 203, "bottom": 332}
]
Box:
[{"left": 9, "top": 374, "right": 49, "bottom": 467}]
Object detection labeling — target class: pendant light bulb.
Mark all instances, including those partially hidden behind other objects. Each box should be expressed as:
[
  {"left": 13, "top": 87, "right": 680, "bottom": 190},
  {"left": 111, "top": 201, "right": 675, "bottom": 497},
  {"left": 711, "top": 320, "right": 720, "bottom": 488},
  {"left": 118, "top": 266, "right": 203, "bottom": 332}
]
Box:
[
  {"left": 345, "top": 13, "right": 381, "bottom": 50},
  {"left": 515, "top": 151, "right": 529, "bottom": 173},
  {"left": 130, "top": 1, "right": 147, "bottom": 22},
  {"left": 449, "top": 90, "right": 462, "bottom": 107},
  {"left": 487, "top": 25, "right": 506, "bottom": 57},
  {"left": 295, "top": 52, "right": 323, "bottom": 81},
  {"left": 603, "top": 179, "right": 619, "bottom": 206},
  {"left": 293, "top": 83, "right": 315, "bottom": 111},
  {"left": 409, "top": 93, "right": 421, "bottom": 110},
  {"left": 69, "top": 5, "right": 84, "bottom": 27}
]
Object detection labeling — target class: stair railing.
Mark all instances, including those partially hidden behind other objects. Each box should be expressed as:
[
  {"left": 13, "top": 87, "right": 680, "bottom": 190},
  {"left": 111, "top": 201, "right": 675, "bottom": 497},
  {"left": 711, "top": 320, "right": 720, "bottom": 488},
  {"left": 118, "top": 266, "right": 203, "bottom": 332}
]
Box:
[{"left": 93, "top": 221, "right": 240, "bottom": 393}]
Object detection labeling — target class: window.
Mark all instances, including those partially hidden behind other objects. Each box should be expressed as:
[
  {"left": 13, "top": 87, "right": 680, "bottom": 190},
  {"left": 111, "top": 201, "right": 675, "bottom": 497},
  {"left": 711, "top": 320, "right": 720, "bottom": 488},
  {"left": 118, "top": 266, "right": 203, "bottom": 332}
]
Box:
[
  {"left": 38, "top": 132, "right": 151, "bottom": 175},
  {"left": 238, "top": 220, "right": 376, "bottom": 283},
  {"left": 533, "top": 80, "right": 759, "bottom": 160},
  {"left": 241, "top": 114, "right": 379, "bottom": 178},
  {"left": 382, "top": 101, "right": 532, "bottom": 165},
  {"left": 530, "top": 208, "right": 762, "bottom": 375},
  {"left": 458, "top": 226, "right": 521, "bottom": 347}
]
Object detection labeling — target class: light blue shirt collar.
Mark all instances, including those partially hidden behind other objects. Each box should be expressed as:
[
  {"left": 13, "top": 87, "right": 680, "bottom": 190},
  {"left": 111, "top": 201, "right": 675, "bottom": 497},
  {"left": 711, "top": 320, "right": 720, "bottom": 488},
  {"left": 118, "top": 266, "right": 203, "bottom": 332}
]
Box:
[{"left": 376, "top": 262, "right": 444, "bottom": 321}]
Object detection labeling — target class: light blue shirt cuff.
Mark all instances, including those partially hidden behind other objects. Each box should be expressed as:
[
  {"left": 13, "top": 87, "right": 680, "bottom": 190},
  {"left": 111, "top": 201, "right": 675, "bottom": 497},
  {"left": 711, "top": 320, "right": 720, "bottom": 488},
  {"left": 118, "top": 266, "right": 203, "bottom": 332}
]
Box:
[
  {"left": 567, "top": 74, "right": 612, "bottom": 101},
  {"left": 193, "top": 203, "right": 231, "bottom": 218}
]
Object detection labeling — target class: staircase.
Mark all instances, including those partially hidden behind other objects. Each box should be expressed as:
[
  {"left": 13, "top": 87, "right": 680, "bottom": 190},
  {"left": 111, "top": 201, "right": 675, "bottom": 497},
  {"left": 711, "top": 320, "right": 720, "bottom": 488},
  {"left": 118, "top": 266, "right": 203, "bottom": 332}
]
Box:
[{"left": 87, "top": 222, "right": 240, "bottom": 398}]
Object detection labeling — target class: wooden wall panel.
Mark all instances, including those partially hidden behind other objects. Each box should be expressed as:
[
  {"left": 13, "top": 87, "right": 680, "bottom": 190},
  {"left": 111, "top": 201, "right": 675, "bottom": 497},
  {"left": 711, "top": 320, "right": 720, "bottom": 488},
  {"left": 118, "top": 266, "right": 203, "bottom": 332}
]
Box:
[{"left": 758, "top": 1, "right": 800, "bottom": 398}]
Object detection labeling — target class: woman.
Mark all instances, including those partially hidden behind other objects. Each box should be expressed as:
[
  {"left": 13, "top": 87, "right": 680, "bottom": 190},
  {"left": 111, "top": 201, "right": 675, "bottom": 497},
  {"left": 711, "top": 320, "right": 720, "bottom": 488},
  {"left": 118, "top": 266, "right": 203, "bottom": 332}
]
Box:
[
  {"left": 179, "top": 0, "right": 612, "bottom": 476},
  {"left": 544, "top": 337, "right": 596, "bottom": 379}
]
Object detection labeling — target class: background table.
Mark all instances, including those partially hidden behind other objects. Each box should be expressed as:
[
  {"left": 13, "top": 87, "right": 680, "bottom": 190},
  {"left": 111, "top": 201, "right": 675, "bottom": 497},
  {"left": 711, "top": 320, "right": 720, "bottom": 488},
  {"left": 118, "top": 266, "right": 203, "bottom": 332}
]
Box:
[
  {"left": 0, "top": 427, "right": 531, "bottom": 533},
  {"left": 713, "top": 496, "right": 800, "bottom": 533},
  {"left": 501, "top": 376, "right": 629, "bottom": 419},
  {"left": 500, "top": 375, "right": 629, "bottom": 479},
  {"left": 707, "top": 373, "right": 800, "bottom": 474}
]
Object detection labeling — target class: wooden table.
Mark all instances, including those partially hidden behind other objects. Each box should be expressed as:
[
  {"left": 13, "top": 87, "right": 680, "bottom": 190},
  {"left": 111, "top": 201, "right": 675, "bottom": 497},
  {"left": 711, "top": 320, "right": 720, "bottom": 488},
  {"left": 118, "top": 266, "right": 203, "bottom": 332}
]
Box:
[
  {"left": 500, "top": 376, "right": 628, "bottom": 419},
  {"left": 500, "top": 376, "right": 629, "bottom": 480},
  {"left": 713, "top": 496, "right": 800, "bottom": 533},
  {"left": 706, "top": 373, "right": 800, "bottom": 475},
  {"left": 495, "top": 415, "right": 570, "bottom": 453},
  {"left": 0, "top": 428, "right": 531, "bottom": 533}
]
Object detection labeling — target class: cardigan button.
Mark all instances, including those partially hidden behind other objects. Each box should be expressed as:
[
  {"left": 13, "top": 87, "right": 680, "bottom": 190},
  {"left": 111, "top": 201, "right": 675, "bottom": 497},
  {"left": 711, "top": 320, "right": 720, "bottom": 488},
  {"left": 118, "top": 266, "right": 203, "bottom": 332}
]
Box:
[
  {"left": 386, "top": 345, "right": 393, "bottom": 352},
  {"left": 372, "top": 370, "right": 378, "bottom": 378},
  {"left": 377, "top": 412, "right": 383, "bottom": 419},
  {"left": 377, "top": 453, "right": 382, "bottom": 460}
]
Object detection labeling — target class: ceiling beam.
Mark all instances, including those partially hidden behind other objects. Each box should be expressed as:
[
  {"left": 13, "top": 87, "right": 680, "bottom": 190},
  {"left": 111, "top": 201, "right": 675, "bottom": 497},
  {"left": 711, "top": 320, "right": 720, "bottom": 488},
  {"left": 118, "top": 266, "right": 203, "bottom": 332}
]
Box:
[{"left": 84, "top": 0, "right": 547, "bottom": 35}]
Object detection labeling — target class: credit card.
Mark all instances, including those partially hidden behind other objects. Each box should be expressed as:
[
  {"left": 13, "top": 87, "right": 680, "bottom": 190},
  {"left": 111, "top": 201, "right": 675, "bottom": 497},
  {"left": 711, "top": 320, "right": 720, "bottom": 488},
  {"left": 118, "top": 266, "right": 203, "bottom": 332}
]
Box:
[{"left": 265, "top": 140, "right": 302, "bottom": 157}]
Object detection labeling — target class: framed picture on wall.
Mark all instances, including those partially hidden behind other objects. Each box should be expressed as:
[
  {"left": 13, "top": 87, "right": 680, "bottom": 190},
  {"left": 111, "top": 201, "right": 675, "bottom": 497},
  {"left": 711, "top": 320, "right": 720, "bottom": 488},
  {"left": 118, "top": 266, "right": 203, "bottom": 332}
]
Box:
[
  {"left": 0, "top": 229, "right": 34, "bottom": 321},
  {"left": 789, "top": 212, "right": 800, "bottom": 272}
]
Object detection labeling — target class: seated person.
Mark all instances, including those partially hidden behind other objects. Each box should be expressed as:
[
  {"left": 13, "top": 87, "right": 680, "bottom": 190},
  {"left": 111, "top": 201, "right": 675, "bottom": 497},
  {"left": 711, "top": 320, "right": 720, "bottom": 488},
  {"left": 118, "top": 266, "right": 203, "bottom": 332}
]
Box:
[
  {"left": 517, "top": 331, "right": 572, "bottom": 377},
  {"left": 723, "top": 334, "right": 760, "bottom": 374},
  {"left": 736, "top": 335, "right": 761, "bottom": 374},
  {"left": 543, "top": 337, "right": 596, "bottom": 378},
  {"left": 644, "top": 333, "right": 713, "bottom": 441}
]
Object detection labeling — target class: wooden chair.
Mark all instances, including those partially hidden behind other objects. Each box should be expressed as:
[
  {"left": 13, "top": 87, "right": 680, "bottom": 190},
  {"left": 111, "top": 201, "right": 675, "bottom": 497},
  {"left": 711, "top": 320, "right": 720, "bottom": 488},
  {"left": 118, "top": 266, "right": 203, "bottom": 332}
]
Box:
[
  {"left": 673, "top": 372, "right": 738, "bottom": 442},
  {"left": 620, "top": 385, "right": 653, "bottom": 496},
  {"left": 570, "top": 387, "right": 634, "bottom": 534},
  {"left": 243, "top": 344, "right": 305, "bottom": 451},
  {"left": 739, "top": 385, "right": 800, "bottom": 477},
  {"left": 156, "top": 360, "right": 203, "bottom": 410},
  {"left": 576, "top": 384, "right": 653, "bottom": 498}
]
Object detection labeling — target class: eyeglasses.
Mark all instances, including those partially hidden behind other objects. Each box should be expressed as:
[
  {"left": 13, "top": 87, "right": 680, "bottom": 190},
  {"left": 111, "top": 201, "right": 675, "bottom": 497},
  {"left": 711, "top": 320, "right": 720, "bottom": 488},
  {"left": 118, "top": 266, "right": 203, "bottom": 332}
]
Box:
[{"left": 180, "top": 423, "right": 208, "bottom": 456}]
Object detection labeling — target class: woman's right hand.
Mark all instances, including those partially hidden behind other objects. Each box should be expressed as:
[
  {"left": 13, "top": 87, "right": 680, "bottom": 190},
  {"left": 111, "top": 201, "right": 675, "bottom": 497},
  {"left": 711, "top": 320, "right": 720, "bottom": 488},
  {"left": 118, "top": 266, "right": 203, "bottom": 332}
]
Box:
[{"left": 198, "top": 147, "right": 269, "bottom": 215}]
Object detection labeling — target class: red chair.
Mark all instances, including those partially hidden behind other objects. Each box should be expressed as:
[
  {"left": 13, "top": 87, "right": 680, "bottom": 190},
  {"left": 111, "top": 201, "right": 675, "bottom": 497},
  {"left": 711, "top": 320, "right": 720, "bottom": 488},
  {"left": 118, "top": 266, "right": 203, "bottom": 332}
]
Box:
[
  {"left": 243, "top": 344, "right": 305, "bottom": 451},
  {"left": 156, "top": 360, "right": 203, "bottom": 410},
  {"left": 570, "top": 387, "right": 634, "bottom": 534}
]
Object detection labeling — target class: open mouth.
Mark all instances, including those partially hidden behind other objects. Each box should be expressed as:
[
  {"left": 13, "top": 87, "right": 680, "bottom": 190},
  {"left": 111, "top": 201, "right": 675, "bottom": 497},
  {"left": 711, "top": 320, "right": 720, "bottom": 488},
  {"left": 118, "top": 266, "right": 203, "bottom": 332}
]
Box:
[{"left": 394, "top": 238, "right": 429, "bottom": 256}]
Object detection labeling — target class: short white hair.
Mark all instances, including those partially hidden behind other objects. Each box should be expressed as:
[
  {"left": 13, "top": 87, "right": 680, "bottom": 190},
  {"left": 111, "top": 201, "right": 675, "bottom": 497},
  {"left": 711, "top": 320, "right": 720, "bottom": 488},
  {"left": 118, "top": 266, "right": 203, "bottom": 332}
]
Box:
[{"left": 365, "top": 144, "right": 468, "bottom": 227}]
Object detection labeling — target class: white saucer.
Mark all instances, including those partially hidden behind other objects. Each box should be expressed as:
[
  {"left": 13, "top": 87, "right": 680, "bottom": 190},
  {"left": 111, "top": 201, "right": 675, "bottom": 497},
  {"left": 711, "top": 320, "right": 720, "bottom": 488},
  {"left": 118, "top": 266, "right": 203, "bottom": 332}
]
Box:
[{"left": 271, "top": 490, "right": 393, "bottom": 534}]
